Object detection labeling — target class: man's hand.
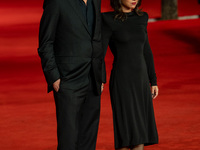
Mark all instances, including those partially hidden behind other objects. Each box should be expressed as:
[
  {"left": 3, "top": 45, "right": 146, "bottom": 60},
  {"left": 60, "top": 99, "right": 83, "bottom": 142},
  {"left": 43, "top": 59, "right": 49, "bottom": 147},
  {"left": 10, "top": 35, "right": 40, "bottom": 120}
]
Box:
[
  {"left": 151, "top": 86, "right": 159, "bottom": 99},
  {"left": 101, "top": 83, "right": 104, "bottom": 93},
  {"left": 53, "top": 79, "right": 61, "bottom": 92}
]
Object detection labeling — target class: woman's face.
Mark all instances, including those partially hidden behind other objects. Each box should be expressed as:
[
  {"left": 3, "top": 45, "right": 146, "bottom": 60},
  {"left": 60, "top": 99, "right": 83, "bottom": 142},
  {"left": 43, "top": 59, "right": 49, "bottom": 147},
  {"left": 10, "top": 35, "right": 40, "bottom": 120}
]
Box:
[{"left": 121, "top": 0, "right": 139, "bottom": 12}]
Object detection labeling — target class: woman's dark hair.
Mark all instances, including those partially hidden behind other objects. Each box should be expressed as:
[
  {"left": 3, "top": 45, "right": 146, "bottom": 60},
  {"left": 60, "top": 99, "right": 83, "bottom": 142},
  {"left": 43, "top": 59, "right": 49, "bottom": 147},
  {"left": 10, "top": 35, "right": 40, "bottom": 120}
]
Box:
[{"left": 110, "top": 0, "right": 143, "bottom": 21}]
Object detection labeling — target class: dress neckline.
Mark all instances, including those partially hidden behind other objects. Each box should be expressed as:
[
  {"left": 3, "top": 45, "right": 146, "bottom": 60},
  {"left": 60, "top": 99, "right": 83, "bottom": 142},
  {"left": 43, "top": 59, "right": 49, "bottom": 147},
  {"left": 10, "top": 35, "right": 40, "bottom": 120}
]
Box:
[{"left": 125, "top": 11, "right": 136, "bottom": 17}]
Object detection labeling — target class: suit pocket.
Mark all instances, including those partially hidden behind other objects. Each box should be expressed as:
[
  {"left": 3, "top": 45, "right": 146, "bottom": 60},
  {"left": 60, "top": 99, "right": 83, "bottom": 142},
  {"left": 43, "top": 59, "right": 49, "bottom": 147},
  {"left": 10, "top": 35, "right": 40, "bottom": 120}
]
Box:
[
  {"left": 55, "top": 56, "right": 91, "bottom": 77},
  {"left": 55, "top": 56, "right": 92, "bottom": 90}
]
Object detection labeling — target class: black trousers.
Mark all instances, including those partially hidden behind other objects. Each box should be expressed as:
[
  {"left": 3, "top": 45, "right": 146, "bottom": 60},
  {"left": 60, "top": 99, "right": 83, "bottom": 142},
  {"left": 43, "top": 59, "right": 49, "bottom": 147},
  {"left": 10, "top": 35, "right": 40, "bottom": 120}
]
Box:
[{"left": 53, "top": 72, "right": 101, "bottom": 150}]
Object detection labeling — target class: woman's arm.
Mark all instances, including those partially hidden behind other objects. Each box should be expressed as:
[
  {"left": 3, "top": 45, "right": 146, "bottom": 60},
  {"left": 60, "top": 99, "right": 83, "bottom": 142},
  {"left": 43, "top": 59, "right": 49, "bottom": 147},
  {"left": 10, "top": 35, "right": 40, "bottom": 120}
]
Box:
[
  {"left": 143, "top": 35, "right": 157, "bottom": 86},
  {"left": 143, "top": 18, "right": 159, "bottom": 99},
  {"left": 101, "top": 13, "right": 113, "bottom": 83}
]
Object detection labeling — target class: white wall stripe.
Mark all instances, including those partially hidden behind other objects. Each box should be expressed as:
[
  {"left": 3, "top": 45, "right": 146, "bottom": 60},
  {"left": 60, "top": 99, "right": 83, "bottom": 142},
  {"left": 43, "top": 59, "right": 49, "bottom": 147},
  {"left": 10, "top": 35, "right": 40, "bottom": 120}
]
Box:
[{"left": 148, "top": 15, "right": 200, "bottom": 22}]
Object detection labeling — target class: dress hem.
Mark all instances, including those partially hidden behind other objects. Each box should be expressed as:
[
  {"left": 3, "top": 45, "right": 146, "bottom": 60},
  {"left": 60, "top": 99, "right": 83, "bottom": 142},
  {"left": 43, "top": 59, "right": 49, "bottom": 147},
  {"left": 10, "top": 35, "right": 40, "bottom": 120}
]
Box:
[{"left": 115, "top": 138, "right": 158, "bottom": 149}]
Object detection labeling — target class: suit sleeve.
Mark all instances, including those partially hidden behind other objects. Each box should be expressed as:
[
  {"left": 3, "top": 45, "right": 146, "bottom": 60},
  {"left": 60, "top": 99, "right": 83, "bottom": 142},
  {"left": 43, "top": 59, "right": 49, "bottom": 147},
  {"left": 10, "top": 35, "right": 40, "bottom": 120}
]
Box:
[
  {"left": 101, "top": 14, "right": 113, "bottom": 83},
  {"left": 143, "top": 15, "right": 157, "bottom": 86},
  {"left": 38, "top": 0, "right": 60, "bottom": 87}
]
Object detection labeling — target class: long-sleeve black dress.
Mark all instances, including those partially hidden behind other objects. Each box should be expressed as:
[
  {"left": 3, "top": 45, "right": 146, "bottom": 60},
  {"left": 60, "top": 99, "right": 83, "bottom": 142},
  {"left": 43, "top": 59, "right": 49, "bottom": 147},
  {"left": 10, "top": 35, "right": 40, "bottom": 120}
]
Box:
[{"left": 102, "top": 11, "right": 158, "bottom": 149}]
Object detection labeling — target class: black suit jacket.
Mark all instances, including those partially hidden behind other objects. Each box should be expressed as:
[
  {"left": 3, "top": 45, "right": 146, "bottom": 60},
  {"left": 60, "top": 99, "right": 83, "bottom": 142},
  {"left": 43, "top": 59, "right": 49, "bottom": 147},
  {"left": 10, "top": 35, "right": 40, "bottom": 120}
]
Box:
[{"left": 38, "top": 0, "right": 106, "bottom": 95}]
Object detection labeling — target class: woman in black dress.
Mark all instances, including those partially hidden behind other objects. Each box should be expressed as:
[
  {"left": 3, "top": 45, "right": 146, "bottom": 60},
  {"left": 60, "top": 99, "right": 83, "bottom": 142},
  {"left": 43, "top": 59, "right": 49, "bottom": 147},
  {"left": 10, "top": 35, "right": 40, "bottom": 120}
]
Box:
[{"left": 102, "top": 0, "right": 159, "bottom": 150}]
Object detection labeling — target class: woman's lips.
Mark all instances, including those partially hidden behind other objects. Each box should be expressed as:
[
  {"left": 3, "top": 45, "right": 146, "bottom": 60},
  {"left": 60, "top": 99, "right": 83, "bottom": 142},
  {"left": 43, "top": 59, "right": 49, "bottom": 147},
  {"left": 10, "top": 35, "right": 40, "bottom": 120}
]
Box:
[{"left": 132, "top": 2, "right": 136, "bottom": 5}]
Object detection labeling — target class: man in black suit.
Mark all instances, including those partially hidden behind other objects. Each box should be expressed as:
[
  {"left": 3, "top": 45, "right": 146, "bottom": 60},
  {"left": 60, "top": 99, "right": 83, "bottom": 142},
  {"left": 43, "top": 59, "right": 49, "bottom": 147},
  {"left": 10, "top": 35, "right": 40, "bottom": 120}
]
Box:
[{"left": 38, "top": 0, "right": 106, "bottom": 149}]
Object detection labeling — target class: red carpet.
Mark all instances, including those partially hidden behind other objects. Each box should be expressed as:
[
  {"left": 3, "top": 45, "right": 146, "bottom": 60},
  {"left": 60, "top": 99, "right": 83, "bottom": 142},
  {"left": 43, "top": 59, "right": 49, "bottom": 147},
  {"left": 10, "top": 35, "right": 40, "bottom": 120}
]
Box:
[{"left": 0, "top": 0, "right": 200, "bottom": 149}]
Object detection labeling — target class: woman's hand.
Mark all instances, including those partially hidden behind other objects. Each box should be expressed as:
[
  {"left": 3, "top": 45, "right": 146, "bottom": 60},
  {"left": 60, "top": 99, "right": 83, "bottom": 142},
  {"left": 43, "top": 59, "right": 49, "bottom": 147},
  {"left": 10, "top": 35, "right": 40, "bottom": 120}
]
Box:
[{"left": 151, "top": 86, "right": 159, "bottom": 99}]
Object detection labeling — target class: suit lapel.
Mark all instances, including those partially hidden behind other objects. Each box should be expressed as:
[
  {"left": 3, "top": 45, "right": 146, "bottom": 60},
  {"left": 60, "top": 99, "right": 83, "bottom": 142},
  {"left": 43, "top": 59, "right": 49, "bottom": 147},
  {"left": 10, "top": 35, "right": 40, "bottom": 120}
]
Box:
[
  {"left": 92, "top": 0, "right": 99, "bottom": 40},
  {"left": 68, "top": 0, "right": 90, "bottom": 35}
]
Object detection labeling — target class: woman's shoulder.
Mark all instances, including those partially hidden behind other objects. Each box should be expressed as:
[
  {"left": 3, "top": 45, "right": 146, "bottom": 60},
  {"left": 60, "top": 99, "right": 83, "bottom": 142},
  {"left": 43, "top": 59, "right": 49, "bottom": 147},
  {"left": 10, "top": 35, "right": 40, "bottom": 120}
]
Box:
[
  {"left": 131, "top": 11, "right": 149, "bottom": 25},
  {"left": 101, "top": 11, "right": 115, "bottom": 25},
  {"left": 102, "top": 11, "right": 115, "bottom": 18},
  {"left": 142, "top": 12, "right": 149, "bottom": 18},
  {"left": 140, "top": 11, "right": 149, "bottom": 21}
]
